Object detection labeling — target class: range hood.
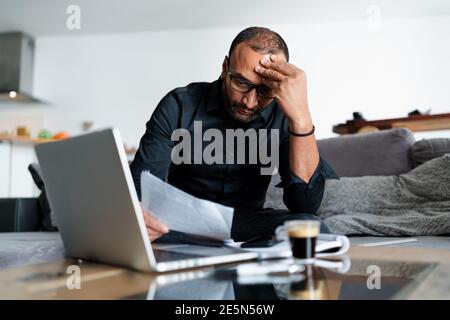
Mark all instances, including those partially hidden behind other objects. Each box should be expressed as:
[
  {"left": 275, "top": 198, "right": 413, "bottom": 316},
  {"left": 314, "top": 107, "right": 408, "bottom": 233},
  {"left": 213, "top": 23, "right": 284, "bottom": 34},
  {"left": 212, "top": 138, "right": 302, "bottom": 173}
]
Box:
[{"left": 0, "top": 32, "right": 41, "bottom": 103}]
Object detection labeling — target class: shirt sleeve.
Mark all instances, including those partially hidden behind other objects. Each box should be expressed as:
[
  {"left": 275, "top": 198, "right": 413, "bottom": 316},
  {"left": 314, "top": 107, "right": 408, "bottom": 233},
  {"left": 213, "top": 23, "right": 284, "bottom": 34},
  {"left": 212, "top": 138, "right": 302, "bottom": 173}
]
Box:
[
  {"left": 276, "top": 134, "right": 339, "bottom": 214},
  {"left": 130, "top": 92, "right": 181, "bottom": 200}
]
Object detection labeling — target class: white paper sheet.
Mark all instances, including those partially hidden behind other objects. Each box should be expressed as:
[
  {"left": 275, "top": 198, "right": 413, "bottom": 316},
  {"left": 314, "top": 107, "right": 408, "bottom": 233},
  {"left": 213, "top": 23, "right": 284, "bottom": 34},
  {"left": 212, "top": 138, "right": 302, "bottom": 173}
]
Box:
[
  {"left": 225, "top": 234, "right": 350, "bottom": 260},
  {"left": 140, "top": 171, "right": 234, "bottom": 240}
]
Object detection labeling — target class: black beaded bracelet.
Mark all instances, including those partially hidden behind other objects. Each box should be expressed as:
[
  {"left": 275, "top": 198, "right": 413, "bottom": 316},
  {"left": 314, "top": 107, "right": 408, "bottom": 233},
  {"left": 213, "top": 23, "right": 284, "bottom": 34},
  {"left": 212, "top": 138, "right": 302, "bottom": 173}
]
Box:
[{"left": 288, "top": 125, "right": 315, "bottom": 137}]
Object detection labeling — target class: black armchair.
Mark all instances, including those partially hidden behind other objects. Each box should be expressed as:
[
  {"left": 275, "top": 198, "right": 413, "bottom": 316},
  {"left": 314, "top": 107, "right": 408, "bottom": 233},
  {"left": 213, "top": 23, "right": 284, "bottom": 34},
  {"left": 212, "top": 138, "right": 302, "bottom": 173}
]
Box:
[
  {"left": 0, "top": 163, "right": 56, "bottom": 233},
  {"left": 0, "top": 197, "right": 41, "bottom": 232}
]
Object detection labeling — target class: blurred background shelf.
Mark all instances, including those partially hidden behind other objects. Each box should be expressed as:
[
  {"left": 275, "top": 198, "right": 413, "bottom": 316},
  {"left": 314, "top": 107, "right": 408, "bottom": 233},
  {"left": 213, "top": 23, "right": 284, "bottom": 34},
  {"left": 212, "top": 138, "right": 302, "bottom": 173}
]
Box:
[
  {"left": 0, "top": 135, "right": 57, "bottom": 144},
  {"left": 333, "top": 113, "right": 450, "bottom": 134}
]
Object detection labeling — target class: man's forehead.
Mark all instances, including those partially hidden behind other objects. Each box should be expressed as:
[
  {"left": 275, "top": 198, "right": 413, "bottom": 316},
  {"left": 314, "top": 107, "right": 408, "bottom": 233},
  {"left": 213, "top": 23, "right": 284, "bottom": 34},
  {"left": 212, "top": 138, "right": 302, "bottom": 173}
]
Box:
[
  {"left": 229, "top": 43, "right": 285, "bottom": 84},
  {"left": 229, "top": 44, "right": 268, "bottom": 84}
]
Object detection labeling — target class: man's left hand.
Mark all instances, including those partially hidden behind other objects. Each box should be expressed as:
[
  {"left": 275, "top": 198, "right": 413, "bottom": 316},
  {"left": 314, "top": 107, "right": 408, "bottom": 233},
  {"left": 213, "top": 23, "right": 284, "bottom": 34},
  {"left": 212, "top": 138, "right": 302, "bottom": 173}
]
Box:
[{"left": 255, "top": 55, "right": 312, "bottom": 131}]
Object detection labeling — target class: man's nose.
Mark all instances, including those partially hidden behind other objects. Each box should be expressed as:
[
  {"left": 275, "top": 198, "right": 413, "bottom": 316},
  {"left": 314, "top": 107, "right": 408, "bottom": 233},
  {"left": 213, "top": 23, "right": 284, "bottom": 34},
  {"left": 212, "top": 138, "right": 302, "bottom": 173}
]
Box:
[{"left": 242, "top": 88, "right": 258, "bottom": 110}]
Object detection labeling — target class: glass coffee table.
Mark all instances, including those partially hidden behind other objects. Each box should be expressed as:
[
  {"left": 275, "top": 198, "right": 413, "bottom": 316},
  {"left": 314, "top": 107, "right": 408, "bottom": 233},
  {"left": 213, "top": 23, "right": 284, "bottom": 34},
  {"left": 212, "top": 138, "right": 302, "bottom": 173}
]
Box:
[
  {"left": 0, "top": 246, "right": 448, "bottom": 299},
  {"left": 128, "top": 257, "right": 437, "bottom": 300}
]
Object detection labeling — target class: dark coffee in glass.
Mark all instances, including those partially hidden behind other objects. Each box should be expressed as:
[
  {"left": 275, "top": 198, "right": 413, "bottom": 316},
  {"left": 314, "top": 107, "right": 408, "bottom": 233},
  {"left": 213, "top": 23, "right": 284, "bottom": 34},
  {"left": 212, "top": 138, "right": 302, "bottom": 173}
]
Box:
[{"left": 286, "top": 221, "right": 320, "bottom": 264}]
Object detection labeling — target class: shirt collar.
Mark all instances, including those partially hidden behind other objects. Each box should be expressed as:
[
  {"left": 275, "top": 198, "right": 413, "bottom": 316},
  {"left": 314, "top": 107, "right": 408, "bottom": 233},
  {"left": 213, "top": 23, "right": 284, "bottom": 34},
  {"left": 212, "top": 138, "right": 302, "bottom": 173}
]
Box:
[{"left": 205, "top": 78, "right": 276, "bottom": 123}]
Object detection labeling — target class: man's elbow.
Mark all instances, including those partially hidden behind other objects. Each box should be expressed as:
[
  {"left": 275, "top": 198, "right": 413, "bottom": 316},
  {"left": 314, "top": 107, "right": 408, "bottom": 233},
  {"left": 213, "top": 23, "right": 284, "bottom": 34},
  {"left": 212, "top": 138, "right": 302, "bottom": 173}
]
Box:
[
  {"left": 283, "top": 198, "right": 321, "bottom": 215},
  {"left": 282, "top": 186, "right": 324, "bottom": 215}
]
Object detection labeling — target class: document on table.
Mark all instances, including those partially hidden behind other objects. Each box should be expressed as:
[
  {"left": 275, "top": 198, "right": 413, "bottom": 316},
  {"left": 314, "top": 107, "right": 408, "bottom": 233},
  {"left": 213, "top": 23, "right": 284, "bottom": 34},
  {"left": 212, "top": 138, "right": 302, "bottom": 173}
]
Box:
[
  {"left": 140, "top": 171, "right": 234, "bottom": 241},
  {"left": 225, "top": 234, "right": 350, "bottom": 260}
]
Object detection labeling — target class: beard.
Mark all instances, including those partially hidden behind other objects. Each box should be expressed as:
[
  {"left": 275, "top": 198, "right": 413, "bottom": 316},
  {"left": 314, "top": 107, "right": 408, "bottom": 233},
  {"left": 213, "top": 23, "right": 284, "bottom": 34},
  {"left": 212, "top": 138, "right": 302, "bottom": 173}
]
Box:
[
  {"left": 226, "top": 102, "right": 265, "bottom": 122},
  {"left": 221, "top": 81, "right": 265, "bottom": 123}
]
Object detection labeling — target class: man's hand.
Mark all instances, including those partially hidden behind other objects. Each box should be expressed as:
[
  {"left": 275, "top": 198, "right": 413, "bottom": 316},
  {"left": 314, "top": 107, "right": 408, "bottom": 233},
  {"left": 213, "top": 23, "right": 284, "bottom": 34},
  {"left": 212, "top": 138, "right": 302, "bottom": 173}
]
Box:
[
  {"left": 140, "top": 204, "right": 169, "bottom": 241},
  {"left": 255, "top": 54, "right": 313, "bottom": 131},
  {"left": 256, "top": 54, "right": 319, "bottom": 183}
]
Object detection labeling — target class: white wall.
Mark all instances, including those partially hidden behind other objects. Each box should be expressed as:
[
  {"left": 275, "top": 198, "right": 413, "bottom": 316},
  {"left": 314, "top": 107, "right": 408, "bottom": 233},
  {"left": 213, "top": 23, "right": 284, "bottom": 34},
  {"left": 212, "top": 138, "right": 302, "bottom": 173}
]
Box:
[{"left": 1, "top": 15, "right": 450, "bottom": 147}]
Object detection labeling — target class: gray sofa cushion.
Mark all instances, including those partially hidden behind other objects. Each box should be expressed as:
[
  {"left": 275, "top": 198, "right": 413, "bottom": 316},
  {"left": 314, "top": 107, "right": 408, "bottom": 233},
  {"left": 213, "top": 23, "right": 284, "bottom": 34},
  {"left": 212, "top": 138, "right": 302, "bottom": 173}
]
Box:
[
  {"left": 410, "top": 138, "right": 450, "bottom": 167},
  {"left": 317, "top": 128, "right": 415, "bottom": 177},
  {"left": 317, "top": 154, "right": 450, "bottom": 236},
  {"left": 264, "top": 175, "right": 287, "bottom": 210}
]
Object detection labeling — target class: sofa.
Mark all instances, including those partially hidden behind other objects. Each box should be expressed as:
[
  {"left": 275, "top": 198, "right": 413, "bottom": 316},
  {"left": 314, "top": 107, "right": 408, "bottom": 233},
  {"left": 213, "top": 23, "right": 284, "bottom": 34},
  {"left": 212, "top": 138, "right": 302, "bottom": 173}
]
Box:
[{"left": 1, "top": 128, "right": 450, "bottom": 270}]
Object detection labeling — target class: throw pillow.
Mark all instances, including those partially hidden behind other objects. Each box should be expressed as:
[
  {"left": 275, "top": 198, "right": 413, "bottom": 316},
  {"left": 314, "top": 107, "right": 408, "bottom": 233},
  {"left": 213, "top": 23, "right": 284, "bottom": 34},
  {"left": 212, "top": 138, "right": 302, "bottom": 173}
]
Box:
[
  {"left": 410, "top": 138, "right": 450, "bottom": 167},
  {"left": 317, "top": 128, "right": 415, "bottom": 177}
]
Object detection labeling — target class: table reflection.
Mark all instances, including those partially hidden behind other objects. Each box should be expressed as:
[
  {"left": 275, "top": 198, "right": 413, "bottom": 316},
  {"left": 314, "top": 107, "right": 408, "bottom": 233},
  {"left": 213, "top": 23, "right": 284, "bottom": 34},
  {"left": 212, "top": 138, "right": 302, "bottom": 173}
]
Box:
[
  {"left": 274, "top": 265, "right": 333, "bottom": 300},
  {"left": 132, "top": 257, "right": 434, "bottom": 300}
]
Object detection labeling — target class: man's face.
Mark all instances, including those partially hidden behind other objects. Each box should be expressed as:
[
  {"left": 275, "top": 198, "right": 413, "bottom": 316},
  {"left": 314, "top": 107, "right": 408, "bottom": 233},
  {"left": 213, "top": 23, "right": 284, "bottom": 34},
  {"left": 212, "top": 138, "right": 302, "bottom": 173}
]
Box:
[{"left": 221, "top": 43, "right": 285, "bottom": 123}]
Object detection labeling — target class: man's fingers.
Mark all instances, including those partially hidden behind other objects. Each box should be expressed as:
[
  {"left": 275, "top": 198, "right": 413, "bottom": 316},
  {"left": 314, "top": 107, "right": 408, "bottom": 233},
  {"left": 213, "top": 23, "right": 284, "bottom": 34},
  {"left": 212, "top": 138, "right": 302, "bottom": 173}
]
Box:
[
  {"left": 260, "top": 77, "right": 281, "bottom": 91},
  {"left": 148, "top": 232, "right": 162, "bottom": 242},
  {"left": 147, "top": 227, "right": 165, "bottom": 241},
  {"left": 141, "top": 205, "right": 169, "bottom": 234},
  {"left": 144, "top": 213, "right": 169, "bottom": 234},
  {"left": 147, "top": 228, "right": 162, "bottom": 237},
  {"left": 255, "top": 65, "right": 285, "bottom": 81},
  {"left": 147, "top": 229, "right": 158, "bottom": 236},
  {"left": 260, "top": 56, "right": 294, "bottom": 76}
]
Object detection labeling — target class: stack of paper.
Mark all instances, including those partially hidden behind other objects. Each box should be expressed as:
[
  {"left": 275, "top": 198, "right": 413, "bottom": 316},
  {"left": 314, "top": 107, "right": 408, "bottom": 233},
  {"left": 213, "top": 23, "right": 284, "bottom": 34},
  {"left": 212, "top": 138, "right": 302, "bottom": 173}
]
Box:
[
  {"left": 227, "top": 234, "right": 350, "bottom": 260},
  {"left": 140, "top": 171, "right": 234, "bottom": 241}
]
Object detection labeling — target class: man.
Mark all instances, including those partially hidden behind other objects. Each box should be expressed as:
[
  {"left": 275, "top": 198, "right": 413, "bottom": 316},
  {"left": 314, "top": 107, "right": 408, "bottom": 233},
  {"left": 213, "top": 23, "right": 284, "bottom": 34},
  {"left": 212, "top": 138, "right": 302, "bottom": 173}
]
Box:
[{"left": 130, "top": 27, "right": 338, "bottom": 242}]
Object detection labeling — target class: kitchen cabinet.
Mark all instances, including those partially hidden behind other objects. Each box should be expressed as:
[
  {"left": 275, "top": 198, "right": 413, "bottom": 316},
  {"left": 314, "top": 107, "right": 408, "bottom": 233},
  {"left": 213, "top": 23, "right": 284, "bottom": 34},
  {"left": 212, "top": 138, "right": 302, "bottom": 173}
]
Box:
[
  {"left": 0, "top": 139, "right": 39, "bottom": 198},
  {"left": 0, "top": 141, "right": 11, "bottom": 197}
]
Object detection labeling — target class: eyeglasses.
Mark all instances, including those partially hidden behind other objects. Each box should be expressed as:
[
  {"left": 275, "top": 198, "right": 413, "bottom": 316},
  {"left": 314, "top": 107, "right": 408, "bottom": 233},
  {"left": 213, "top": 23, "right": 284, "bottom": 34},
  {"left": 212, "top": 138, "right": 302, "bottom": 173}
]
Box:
[{"left": 226, "top": 69, "right": 275, "bottom": 100}]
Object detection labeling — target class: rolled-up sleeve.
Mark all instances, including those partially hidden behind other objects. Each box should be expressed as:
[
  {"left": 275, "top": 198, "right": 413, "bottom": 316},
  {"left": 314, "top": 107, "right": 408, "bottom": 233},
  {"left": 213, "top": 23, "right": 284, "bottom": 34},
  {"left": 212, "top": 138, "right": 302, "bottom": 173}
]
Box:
[{"left": 276, "top": 136, "right": 339, "bottom": 214}]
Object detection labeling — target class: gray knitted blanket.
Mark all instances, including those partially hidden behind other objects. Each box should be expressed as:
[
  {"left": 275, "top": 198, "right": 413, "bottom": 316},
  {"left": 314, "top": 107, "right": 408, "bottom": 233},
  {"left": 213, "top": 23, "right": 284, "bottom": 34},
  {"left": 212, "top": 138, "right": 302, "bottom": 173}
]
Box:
[{"left": 317, "top": 154, "right": 450, "bottom": 236}]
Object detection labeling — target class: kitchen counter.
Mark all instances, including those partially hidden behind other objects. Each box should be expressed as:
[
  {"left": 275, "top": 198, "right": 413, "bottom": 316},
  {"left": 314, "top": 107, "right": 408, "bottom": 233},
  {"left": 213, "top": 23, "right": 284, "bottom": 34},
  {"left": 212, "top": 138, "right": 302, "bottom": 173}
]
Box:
[{"left": 0, "top": 135, "right": 56, "bottom": 145}]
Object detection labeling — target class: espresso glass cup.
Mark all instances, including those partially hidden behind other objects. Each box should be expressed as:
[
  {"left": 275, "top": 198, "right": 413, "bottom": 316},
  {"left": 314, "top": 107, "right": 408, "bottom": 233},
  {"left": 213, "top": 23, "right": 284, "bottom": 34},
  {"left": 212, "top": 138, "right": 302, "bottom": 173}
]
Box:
[{"left": 283, "top": 220, "right": 320, "bottom": 264}]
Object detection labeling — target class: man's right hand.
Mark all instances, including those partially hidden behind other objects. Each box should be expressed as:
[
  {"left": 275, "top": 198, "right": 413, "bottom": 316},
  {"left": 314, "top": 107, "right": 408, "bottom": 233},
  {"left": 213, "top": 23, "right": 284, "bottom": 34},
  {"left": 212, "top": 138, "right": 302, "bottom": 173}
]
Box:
[{"left": 140, "top": 205, "right": 169, "bottom": 241}]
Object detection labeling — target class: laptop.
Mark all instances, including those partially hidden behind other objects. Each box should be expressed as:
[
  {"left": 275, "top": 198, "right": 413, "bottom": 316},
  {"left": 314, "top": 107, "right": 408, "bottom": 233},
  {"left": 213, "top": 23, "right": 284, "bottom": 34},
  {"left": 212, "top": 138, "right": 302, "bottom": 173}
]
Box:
[{"left": 34, "top": 128, "right": 257, "bottom": 272}]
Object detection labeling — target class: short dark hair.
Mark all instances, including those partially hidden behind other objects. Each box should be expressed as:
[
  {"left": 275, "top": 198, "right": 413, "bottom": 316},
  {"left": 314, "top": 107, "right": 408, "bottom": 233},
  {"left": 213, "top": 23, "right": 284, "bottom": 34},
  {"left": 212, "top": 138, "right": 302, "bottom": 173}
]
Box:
[{"left": 228, "top": 27, "right": 289, "bottom": 62}]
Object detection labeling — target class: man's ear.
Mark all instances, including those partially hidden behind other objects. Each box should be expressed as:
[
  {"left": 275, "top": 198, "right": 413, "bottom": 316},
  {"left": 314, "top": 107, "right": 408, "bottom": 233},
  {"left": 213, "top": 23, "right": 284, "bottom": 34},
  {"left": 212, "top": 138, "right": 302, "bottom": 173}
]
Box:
[{"left": 220, "top": 55, "right": 228, "bottom": 79}]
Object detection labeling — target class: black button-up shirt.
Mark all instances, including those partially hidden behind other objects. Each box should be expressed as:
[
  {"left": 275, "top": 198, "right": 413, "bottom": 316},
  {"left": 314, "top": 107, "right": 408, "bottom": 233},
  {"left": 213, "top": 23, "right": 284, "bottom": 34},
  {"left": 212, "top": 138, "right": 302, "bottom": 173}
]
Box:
[{"left": 130, "top": 78, "right": 338, "bottom": 214}]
